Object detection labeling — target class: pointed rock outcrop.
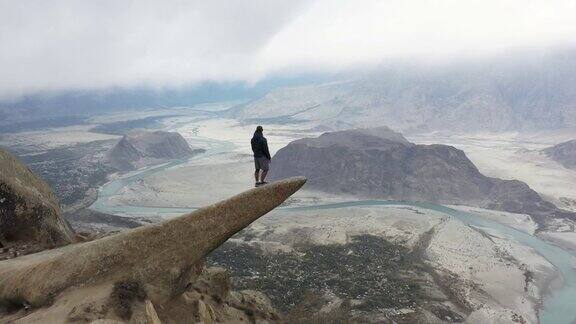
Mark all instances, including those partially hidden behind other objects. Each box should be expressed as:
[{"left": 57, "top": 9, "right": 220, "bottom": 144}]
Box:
[{"left": 0, "top": 177, "right": 306, "bottom": 307}]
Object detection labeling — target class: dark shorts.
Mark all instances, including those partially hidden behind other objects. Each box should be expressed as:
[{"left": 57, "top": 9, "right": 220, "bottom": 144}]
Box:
[{"left": 254, "top": 157, "right": 270, "bottom": 171}]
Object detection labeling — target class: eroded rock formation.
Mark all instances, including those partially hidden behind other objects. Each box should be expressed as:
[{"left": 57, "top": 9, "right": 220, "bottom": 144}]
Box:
[{"left": 0, "top": 176, "right": 305, "bottom": 323}]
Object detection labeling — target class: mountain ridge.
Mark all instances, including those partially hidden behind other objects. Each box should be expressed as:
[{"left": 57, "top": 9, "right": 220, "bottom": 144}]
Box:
[
  {"left": 269, "top": 127, "right": 574, "bottom": 227},
  {"left": 544, "top": 139, "right": 576, "bottom": 170}
]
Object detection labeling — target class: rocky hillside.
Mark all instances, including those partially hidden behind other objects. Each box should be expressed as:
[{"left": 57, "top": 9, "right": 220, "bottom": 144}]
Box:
[
  {"left": 230, "top": 50, "right": 576, "bottom": 133},
  {"left": 270, "top": 128, "right": 573, "bottom": 225},
  {"left": 0, "top": 147, "right": 73, "bottom": 249},
  {"left": 105, "top": 130, "right": 203, "bottom": 170},
  {"left": 544, "top": 139, "right": 576, "bottom": 170}
]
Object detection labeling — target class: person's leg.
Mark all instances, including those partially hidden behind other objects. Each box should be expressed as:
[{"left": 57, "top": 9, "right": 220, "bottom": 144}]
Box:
[
  {"left": 259, "top": 158, "right": 270, "bottom": 183},
  {"left": 260, "top": 170, "right": 268, "bottom": 182},
  {"left": 254, "top": 158, "right": 262, "bottom": 185}
]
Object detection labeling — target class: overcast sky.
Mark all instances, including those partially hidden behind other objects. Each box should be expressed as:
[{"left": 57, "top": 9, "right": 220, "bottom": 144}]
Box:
[{"left": 1, "top": 0, "right": 575, "bottom": 100}]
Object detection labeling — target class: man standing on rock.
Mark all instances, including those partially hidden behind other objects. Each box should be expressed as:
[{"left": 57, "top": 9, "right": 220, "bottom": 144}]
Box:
[{"left": 251, "top": 126, "right": 271, "bottom": 187}]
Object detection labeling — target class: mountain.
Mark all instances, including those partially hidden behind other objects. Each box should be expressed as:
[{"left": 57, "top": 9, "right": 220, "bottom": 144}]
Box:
[
  {"left": 269, "top": 127, "right": 573, "bottom": 225},
  {"left": 229, "top": 50, "right": 576, "bottom": 133},
  {"left": 544, "top": 139, "right": 576, "bottom": 170},
  {"left": 105, "top": 131, "right": 203, "bottom": 170},
  {"left": 0, "top": 147, "right": 74, "bottom": 248}
]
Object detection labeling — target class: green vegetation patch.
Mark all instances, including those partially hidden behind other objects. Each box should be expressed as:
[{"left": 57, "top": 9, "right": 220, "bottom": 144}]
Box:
[{"left": 208, "top": 234, "right": 421, "bottom": 312}]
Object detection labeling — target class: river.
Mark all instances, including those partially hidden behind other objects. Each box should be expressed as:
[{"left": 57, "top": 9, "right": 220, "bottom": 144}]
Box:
[{"left": 90, "top": 135, "right": 576, "bottom": 324}]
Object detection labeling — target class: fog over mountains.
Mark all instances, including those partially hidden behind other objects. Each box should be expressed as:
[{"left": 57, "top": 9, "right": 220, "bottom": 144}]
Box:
[
  {"left": 0, "top": 73, "right": 334, "bottom": 132},
  {"left": 231, "top": 50, "right": 576, "bottom": 132},
  {"left": 2, "top": 49, "right": 575, "bottom": 134}
]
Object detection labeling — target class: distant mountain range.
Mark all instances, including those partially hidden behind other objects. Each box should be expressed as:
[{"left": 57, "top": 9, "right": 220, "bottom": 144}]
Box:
[
  {"left": 269, "top": 127, "right": 575, "bottom": 227},
  {"left": 4, "top": 50, "right": 575, "bottom": 135},
  {"left": 0, "top": 73, "right": 335, "bottom": 129},
  {"left": 544, "top": 139, "right": 576, "bottom": 170},
  {"left": 105, "top": 131, "right": 203, "bottom": 171},
  {"left": 230, "top": 50, "right": 576, "bottom": 133}
]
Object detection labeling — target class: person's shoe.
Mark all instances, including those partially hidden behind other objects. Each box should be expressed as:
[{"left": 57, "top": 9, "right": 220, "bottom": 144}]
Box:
[
  {"left": 255, "top": 182, "right": 263, "bottom": 187},
  {"left": 259, "top": 181, "right": 268, "bottom": 186}
]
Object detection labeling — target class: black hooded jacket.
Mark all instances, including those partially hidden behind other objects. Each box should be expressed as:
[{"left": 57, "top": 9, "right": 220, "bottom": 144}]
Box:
[{"left": 251, "top": 131, "right": 271, "bottom": 160}]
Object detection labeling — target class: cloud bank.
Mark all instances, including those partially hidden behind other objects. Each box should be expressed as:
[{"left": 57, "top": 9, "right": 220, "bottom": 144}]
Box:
[{"left": 1, "top": 0, "right": 575, "bottom": 100}]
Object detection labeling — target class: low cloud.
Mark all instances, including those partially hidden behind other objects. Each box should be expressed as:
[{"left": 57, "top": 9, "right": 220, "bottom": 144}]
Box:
[
  {"left": 0, "top": 0, "right": 312, "bottom": 99},
  {"left": 1, "top": 0, "right": 575, "bottom": 100}
]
